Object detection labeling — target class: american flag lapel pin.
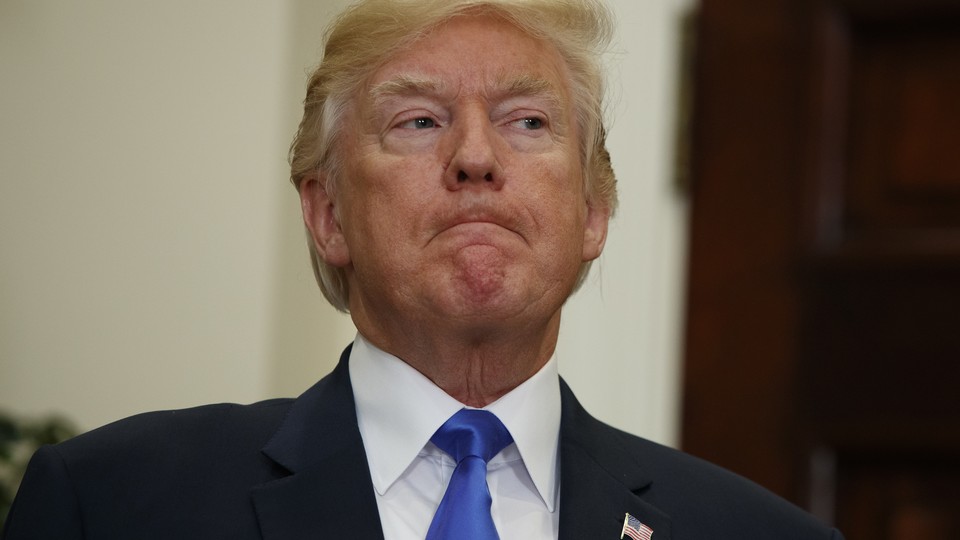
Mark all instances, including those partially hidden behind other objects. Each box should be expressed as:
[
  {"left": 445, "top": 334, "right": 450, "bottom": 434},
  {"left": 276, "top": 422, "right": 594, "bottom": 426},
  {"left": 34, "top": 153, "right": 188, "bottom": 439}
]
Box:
[{"left": 621, "top": 512, "right": 654, "bottom": 540}]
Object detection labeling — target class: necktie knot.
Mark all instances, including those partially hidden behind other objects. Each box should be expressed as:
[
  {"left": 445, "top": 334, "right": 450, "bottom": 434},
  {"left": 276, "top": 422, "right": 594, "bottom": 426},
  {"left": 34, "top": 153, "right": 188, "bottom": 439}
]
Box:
[
  {"left": 431, "top": 409, "right": 513, "bottom": 464},
  {"left": 426, "top": 409, "right": 513, "bottom": 540}
]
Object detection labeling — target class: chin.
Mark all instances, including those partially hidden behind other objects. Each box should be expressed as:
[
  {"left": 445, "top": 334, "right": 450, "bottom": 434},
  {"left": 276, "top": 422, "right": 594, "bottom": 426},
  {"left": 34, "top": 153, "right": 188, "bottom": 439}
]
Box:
[
  {"left": 427, "top": 256, "right": 574, "bottom": 323},
  {"left": 441, "top": 280, "right": 560, "bottom": 327}
]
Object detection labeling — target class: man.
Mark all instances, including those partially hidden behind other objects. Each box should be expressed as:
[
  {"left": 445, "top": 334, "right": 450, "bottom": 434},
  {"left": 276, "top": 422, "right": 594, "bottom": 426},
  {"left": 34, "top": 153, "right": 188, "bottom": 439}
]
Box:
[{"left": 4, "top": 0, "right": 843, "bottom": 538}]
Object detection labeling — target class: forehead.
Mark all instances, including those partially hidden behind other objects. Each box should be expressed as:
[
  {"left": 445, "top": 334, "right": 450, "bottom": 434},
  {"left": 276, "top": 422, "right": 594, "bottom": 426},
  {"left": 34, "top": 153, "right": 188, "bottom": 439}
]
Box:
[{"left": 364, "top": 14, "right": 572, "bottom": 101}]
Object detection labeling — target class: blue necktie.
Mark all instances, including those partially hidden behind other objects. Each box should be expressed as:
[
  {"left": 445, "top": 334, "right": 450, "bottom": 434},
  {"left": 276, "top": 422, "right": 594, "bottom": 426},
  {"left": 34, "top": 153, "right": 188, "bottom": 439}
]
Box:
[{"left": 426, "top": 409, "right": 514, "bottom": 540}]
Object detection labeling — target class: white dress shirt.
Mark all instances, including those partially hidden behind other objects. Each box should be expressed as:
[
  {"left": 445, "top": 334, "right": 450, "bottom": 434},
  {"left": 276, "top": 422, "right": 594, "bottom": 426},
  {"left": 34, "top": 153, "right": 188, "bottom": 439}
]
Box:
[{"left": 349, "top": 333, "right": 562, "bottom": 540}]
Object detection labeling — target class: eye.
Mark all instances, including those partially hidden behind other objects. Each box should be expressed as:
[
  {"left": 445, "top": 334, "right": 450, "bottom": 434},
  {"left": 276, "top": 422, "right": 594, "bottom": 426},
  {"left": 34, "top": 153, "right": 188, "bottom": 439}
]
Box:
[
  {"left": 399, "top": 117, "right": 437, "bottom": 129},
  {"left": 515, "top": 117, "right": 544, "bottom": 130}
]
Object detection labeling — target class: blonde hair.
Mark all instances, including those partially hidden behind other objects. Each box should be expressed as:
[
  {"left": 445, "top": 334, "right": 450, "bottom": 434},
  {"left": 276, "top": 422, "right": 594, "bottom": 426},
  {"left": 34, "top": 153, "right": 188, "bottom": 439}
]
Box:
[{"left": 290, "top": 0, "right": 618, "bottom": 312}]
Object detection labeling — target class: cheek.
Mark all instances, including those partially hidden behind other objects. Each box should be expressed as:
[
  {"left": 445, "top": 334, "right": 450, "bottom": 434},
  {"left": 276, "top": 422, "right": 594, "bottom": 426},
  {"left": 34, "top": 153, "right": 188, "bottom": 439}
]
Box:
[
  {"left": 522, "top": 193, "right": 586, "bottom": 266},
  {"left": 342, "top": 161, "right": 438, "bottom": 243},
  {"left": 527, "top": 162, "right": 586, "bottom": 223}
]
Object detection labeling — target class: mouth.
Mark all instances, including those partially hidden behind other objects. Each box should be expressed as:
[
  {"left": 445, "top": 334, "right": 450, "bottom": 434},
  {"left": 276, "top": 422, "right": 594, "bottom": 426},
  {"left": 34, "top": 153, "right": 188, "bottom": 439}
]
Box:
[
  {"left": 447, "top": 220, "right": 508, "bottom": 236},
  {"left": 432, "top": 207, "right": 524, "bottom": 245}
]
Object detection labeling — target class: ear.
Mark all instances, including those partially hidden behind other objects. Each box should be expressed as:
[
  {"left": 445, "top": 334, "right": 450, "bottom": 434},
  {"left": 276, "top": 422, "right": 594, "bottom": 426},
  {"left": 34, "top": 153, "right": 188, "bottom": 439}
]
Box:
[
  {"left": 299, "top": 174, "right": 351, "bottom": 267},
  {"left": 581, "top": 202, "right": 610, "bottom": 262}
]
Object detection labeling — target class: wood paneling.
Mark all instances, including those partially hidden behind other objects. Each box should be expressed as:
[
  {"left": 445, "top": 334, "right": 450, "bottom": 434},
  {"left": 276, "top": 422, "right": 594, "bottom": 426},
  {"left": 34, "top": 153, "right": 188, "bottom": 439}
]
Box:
[{"left": 682, "top": 0, "right": 960, "bottom": 536}]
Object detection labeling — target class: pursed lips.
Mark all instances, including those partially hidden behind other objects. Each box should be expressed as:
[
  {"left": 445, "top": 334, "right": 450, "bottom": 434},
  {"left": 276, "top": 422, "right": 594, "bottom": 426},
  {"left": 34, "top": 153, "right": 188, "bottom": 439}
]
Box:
[{"left": 432, "top": 212, "right": 525, "bottom": 246}]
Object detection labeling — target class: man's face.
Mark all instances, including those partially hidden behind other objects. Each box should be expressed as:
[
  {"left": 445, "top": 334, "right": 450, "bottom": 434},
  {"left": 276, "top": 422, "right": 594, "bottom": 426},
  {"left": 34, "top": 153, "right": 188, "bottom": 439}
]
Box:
[{"left": 304, "top": 14, "right": 609, "bottom": 336}]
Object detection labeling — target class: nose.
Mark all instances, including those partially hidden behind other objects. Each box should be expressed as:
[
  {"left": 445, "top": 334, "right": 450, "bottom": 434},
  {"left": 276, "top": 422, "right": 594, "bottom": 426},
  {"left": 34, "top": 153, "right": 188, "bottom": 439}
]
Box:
[{"left": 443, "top": 113, "right": 504, "bottom": 190}]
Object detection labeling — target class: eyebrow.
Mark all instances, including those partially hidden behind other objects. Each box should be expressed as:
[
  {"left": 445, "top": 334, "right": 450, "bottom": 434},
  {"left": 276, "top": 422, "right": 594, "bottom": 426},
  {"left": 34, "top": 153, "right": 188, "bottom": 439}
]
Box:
[
  {"left": 369, "top": 75, "right": 447, "bottom": 110},
  {"left": 368, "top": 72, "right": 565, "bottom": 112},
  {"left": 495, "top": 73, "right": 564, "bottom": 111}
]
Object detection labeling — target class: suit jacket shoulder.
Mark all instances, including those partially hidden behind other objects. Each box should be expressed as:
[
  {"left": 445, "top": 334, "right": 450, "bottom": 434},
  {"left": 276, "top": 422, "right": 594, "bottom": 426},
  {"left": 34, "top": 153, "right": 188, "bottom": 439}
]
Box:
[
  {"left": 3, "top": 347, "right": 383, "bottom": 540},
  {"left": 3, "top": 398, "right": 295, "bottom": 539},
  {"left": 557, "top": 378, "right": 844, "bottom": 540}
]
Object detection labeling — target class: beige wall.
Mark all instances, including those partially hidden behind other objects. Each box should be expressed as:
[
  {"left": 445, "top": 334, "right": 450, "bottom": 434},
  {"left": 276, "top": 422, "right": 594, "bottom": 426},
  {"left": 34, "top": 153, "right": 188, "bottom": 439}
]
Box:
[{"left": 0, "top": 0, "right": 691, "bottom": 445}]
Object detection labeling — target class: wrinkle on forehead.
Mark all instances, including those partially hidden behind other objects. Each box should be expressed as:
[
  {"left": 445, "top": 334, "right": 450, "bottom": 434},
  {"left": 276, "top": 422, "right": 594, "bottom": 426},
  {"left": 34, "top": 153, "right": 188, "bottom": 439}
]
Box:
[{"left": 358, "top": 14, "right": 576, "bottom": 134}]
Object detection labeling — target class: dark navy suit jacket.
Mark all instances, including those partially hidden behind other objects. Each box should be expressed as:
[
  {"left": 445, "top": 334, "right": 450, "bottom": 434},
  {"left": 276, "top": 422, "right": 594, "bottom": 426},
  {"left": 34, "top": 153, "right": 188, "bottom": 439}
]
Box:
[{"left": 4, "top": 347, "right": 843, "bottom": 539}]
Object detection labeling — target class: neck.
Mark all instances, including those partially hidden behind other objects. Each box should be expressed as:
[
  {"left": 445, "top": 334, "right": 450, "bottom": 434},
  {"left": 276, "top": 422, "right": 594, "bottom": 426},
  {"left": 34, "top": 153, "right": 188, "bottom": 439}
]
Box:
[{"left": 353, "top": 310, "right": 562, "bottom": 407}]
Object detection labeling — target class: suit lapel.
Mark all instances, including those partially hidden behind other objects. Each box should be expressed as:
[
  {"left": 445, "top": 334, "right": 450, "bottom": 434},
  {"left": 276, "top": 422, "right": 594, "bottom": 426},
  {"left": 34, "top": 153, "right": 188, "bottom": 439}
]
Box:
[
  {"left": 558, "top": 379, "right": 672, "bottom": 540},
  {"left": 251, "top": 346, "right": 385, "bottom": 540}
]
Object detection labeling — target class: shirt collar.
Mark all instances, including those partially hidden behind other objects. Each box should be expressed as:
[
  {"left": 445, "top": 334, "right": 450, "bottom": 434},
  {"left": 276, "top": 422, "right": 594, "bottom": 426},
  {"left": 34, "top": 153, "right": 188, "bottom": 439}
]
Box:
[{"left": 349, "top": 333, "right": 562, "bottom": 512}]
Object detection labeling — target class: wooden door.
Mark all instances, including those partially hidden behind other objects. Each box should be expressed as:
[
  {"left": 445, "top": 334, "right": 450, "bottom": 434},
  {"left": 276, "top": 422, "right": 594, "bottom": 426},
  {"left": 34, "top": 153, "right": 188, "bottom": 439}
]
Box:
[{"left": 681, "top": 0, "right": 960, "bottom": 537}]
